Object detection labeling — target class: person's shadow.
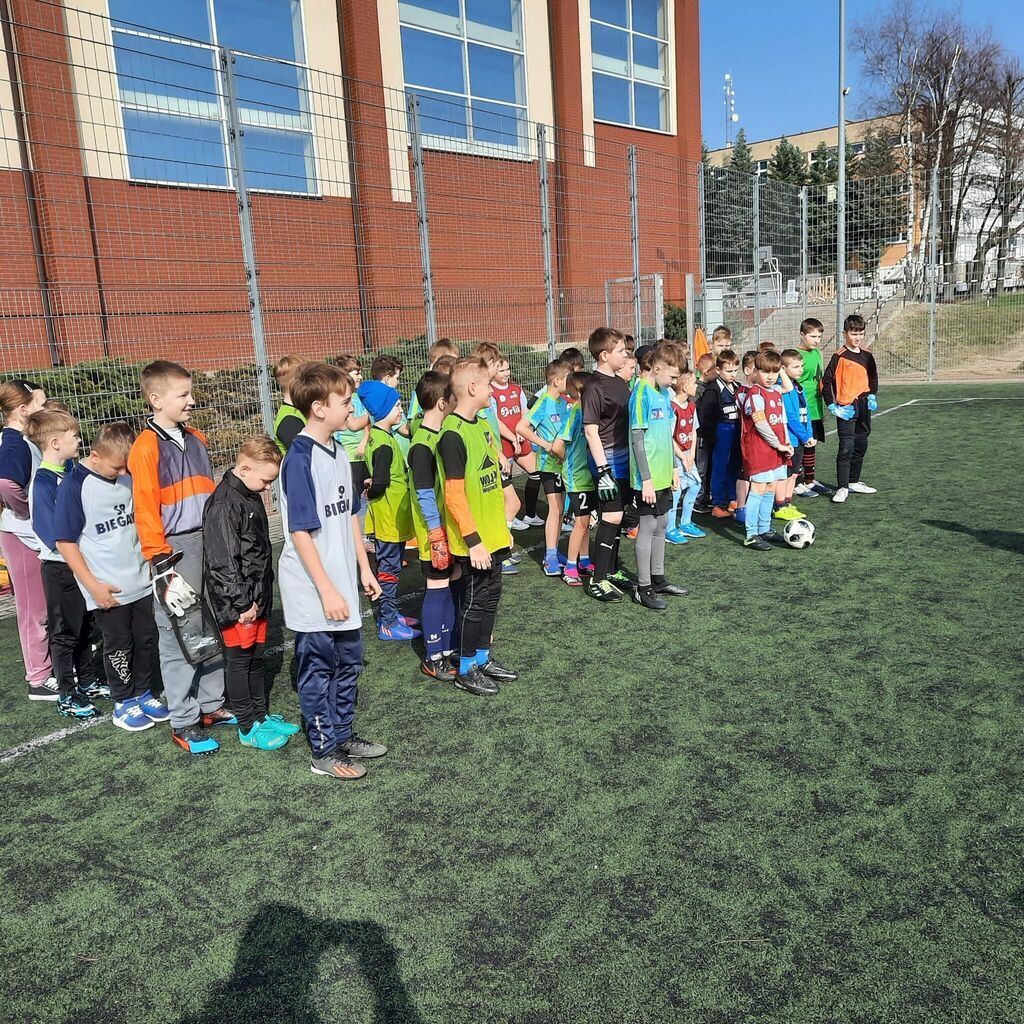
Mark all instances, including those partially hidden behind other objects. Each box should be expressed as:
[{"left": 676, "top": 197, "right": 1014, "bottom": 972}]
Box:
[
  {"left": 178, "top": 903, "right": 423, "bottom": 1024},
  {"left": 922, "top": 520, "right": 1024, "bottom": 556}
]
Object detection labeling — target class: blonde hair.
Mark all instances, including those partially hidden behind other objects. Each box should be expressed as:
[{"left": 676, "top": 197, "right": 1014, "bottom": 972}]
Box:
[
  {"left": 92, "top": 421, "right": 136, "bottom": 459},
  {"left": 26, "top": 409, "right": 78, "bottom": 450},
  {"left": 274, "top": 355, "right": 302, "bottom": 392},
  {"left": 237, "top": 434, "right": 283, "bottom": 466}
]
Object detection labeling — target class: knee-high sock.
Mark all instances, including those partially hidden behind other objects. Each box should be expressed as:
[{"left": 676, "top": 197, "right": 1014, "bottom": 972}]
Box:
[
  {"left": 802, "top": 445, "right": 816, "bottom": 484},
  {"left": 636, "top": 515, "right": 656, "bottom": 587},
  {"left": 745, "top": 489, "right": 762, "bottom": 539},
  {"left": 593, "top": 519, "right": 619, "bottom": 582},
  {"left": 669, "top": 487, "right": 682, "bottom": 529},
  {"left": 651, "top": 511, "right": 669, "bottom": 578},
  {"left": 758, "top": 488, "right": 775, "bottom": 535},
  {"left": 421, "top": 587, "right": 447, "bottom": 660},
  {"left": 440, "top": 586, "right": 455, "bottom": 656},
  {"left": 524, "top": 475, "right": 541, "bottom": 518}
]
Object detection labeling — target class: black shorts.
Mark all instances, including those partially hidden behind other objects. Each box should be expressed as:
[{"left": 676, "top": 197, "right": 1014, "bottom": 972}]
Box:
[
  {"left": 350, "top": 459, "right": 368, "bottom": 494},
  {"left": 567, "top": 489, "right": 596, "bottom": 516},
  {"left": 539, "top": 471, "right": 565, "bottom": 495},
  {"left": 636, "top": 487, "right": 673, "bottom": 516},
  {"left": 420, "top": 558, "right": 452, "bottom": 582},
  {"left": 501, "top": 471, "right": 514, "bottom": 488},
  {"left": 811, "top": 419, "right": 826, "bottom": 443},
  {"left": 597, "top": 478, "right": 631, "bottom": 515},
  {"left": 789, "top": 445, "right": 804, "bottom": 475}
]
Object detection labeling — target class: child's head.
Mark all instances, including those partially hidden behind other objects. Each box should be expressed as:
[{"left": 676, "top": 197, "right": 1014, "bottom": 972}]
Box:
[
  {"left": 359, "top": 380, "right": 403, "bottom": 430},
  {"left": 567, "top": 370, "right": 592, "bottom": 402},
  {"left": 447, "top": 356, "right": 492, "bottom": 413},
  {"left": 290, "top": 361, "right": 353, "bottom": 432},
  {"left": 674, "top": 367, "right": 697, "bottom": 399},
  {"left": 0, "top": 378, "right": 46, "bottom": 426},
  {"left": 716, "top": 349, "right": 740, "bottom": 381},
  {"left": 89, "top": 421, "right": 136, "bottom": 479},
  {"left": 711, "top": 325, "right": 733, "bottom": 356},
  {"left": 274, "top": 355, "right": 302, "bottom": 398},
  {"left": 753, "top": 349, "right": 782, "bottom": 388},
  {"left": 471, "top": 343, "right": 503, "bottom": 380},
  {"left": 431, "top": 354, "right": 457, "bottom": 377},
  {"left": 780, "top": 348, "right": 804, "bottom": 381},
  {"left": 843, "top": 314, "right": 866, "bottom": 347},
  {"left": 695, "top": 353, "right": 715, "bottom": 380},
  {"left": 624, "top": 334, "right": 636, "bottom": 354},
  {"left": 560, "top": 347, "right": 586, "bottom": 372},
  {"left": 800, "top": 317, "right": 824, "bottom": 349},
  {"left": 234, "top": 434, "right": 282, "bottom": 493},
  {"left": 588, "top": 327, "right": 627, "bottom": 373},
  {"left": 140, "top": 360, "right": 194, "bottom": 424},
  {"left": 758, "top": 341, "right": 777, "bottom": 353},
  {"left": 646, "top": 342, "right": 683, "bottom": 389},
  {"left": 43, "top": 398, "right": 71, "bottom": 413},
  {"left": 370, "top": 354, "right": 403, "bottom": 387},
  {"left": 546, "top": 358, "right": 571, "bottom": 395},
  {"left": 493, "top": 358, "right": 511, "bottom": 387},
  {"left": 415, "top": 370, "right": 449, "bottom": 416},
  {"left": 617, "top": 352, "right": 637, "bottom": 382},
  {"left": 741, "top": 349, "right": 758, "bottom": 375},
  {"left": 26, "top": 409, "right": 80, "bottom": 462},
  {"left": 332, "top": 353, "right": 363, "bottom": 387},
  {"left": 428, "top": 338, "right": 459, "bottom": 367}
]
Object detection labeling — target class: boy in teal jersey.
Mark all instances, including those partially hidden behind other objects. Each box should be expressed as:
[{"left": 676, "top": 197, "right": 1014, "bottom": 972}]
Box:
[
  {"left": 273, "top": 355, "right": 306, "bottom": 455},
  {"left": 516, "top": 358, "right": 571, "bottom": 577},
  {"left": 629, "top": 343, "right": 688, "bottom": 610},
  {"left": 559, "top": 371, "right": 595, "bottom": 587},
  {"left": 332, "top": 354, "right": 370, "bottom": 533}
]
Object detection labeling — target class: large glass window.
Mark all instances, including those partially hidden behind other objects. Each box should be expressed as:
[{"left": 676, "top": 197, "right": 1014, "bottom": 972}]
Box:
[
  {"left": 399, "top": 0, "right": 528, "bottom": 150},
  {"left": 591, "top": 0, "right": 670, "bottom": 132},
  {"left": 109, "top": 0, "right": 315, "bottom": 193}
]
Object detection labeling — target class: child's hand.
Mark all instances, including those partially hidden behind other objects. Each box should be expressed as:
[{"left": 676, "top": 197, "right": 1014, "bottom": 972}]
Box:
[
  {"left": 500, "top": 456, "right": 512, "bottom": 476},
  {"left": 780, "top": 444, "right": 794, "bottom": 457},
  {"left": 360, "top": 568, "right": 382, "bottom": 601},
  {"left": 428, "top": 527, "right": 451, "bottom": 571},
  {"left": 91, "top": 581, "right": 121, "bottom": 609},
  {"left": 672, "top": 467, "right": 680, "bottom": 492},
  {"left": 550, "top": 439, "right": 566, "bottom": 460},
  {"left": 469, "top": 542, "right": 491, "bottom": 570},
  {"left": 641, "top": 480, "right": 656, "bottom": 505},
  {"left": 238, "top": 602, "right": 258, "bottom": 624},
  {"left": 805, "top": 438, "right": 816, "bottom": 448},
  {"left": 320, "top": 585, "right": 350, "bottom": 622}
]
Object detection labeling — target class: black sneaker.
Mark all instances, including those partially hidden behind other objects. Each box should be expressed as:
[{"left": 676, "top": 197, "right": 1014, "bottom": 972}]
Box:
[
  {"left": 421, "top": 657, "right": 456, "bottom": 682},
  {"left": 633, "top": 585, "right": 667, "bottom": 610},
  {"left": 744, "top": 537, "right": 772, "bottom": 551},
  {"left": 587, "top": 579, "right": 623, "bottom": 603},
  {"left": 607, "top": 568, "right": 637, "bottom": 590},
  {"left": 454, "top": 664, "right": 499, "bottom": 696},
  {"left": 28, "top": 678, "right": 60, "bottom": 702},
  {"left": 760, "top": 530, "right": 782, "bottom": 543},
  {"left": 310, "top": 753, "right": 367, "bottom": 779},
  {"left": 337, "top": 735, "right": 388, "bottom": 759},
  {"left": 810, "top": 482, "right": 834, "bottom": 496},
  {"left": 479, "top": 659, "right": 517, "bottom": 682},
  {"left": 693, "top": 501, "right": 713, "bottom": 515},
  {"left": 652, "top": 578, "right": 689, "bottom": 597},
  {"left": 78, "top": 677, "right": 111, "bottom": 700},
  {"left": 57, "top": 690, "right": 101, "bottom": 719}
]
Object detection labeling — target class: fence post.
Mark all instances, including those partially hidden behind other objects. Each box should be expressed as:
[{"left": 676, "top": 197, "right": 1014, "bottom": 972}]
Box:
[
  {"left": 697, "top": 163, "right": 707, "bottom": 314},
  {"left": 537, "top": 124, "right": 557, "bottom": 359},
  {"left": 219, "top": 48, "right": 274, "bottom": 436},
  {"left": 684, "top": 272, "right": 695, "bottom": 365},
  {"left": 928, "top": 162, "right": 939, "bottom": 380},
  {"left": 752, "top": 175, "right": 761, "bottom": 346},
  {"left": 800, "top": 184, "right": 808, "bottom": 323},
  {"left": 628, "top": 144, "right": 642, "bottom": 340},
  {"left": 407, "top": 94, "right": 437, "bottom": 348},
  {"left": 654, "top": 272, "right": 664, "bottom": 338}
]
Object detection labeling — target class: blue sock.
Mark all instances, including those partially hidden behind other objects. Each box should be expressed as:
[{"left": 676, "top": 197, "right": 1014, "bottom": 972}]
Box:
[
  {"left": 580, "top": 555, "right": 593, "bottom": 570},
  {"left": 566, "top": 560, "right": 577, "bottom": 572},
  {"left": 758, "top": 489, "right": 775, "bottom": 534},
  {"left": 459, "top": 656, "right": 476, "bottom": 675},
  {"left": 440, "top": 586, "right": 455, "bottom": 655},
  {"left": 421, "top": 588, "right": 446, "bottom": 660},
  {"left": 744, "top": 489, "right": 761, "bottom": 539},
  {"left": 545, "top": 547, "right": 558, "bottom": 560},
  {"left": 476, "top": 648, "right": 490, "bottom": 666}
]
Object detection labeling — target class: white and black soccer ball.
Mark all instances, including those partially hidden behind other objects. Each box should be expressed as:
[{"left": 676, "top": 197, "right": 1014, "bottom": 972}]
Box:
[{"left": 784, "top": 518, "right": 816, "bottom": 549}]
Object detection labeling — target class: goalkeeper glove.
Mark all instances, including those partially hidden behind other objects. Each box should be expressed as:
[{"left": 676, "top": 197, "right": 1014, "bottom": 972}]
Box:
[
  {"left": 828, "top": 402, "right": 856, "bottom": 421},
  {"left": 151, "top": 552, "right": 199, "bottom": 618},
  {"left": 427, "top": 527, "right": 450, "bottom": 571},
  {"left": 596, "top": 465, "right": 618, "bottom": 503},
  {"left": 867, "top": 393, "right": 878, "bottom": 412}
]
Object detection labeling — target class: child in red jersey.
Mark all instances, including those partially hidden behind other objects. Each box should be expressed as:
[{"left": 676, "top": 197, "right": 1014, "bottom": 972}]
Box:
[
  {"left": 490, "top": 358, "right": 532, "bottom": 532},
  {"left": 739, "top": 350, "right": 792, "bottom": 551}
]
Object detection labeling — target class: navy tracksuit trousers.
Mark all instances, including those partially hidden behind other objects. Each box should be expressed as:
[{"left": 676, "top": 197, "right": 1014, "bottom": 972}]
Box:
[{"left": 295, "top": 629, "right": 363, "bottom": 758}]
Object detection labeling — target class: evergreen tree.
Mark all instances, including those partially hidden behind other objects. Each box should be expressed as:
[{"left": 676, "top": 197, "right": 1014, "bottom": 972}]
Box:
[
  {"left": 726, "top": 128, "right": 755, "bottom": 175},
  {"left": 848, "top": 129, "right": 905, "bottom": 283},
  {"left": 768, "top": 136, "right": 807, "bottom": 185}
]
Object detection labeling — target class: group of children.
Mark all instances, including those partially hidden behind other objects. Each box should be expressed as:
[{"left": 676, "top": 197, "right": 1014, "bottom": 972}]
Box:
[{"left": 0, "top": 315, "right": 878, "bottom": 780}]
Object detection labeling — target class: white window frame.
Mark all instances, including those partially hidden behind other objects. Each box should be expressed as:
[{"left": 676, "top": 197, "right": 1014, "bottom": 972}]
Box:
[
  {"left": 397, "top": 0, "right": 531, "bottom": 157},
  {"left": 590, "top": 1, "right": 671, "bottom": 134}
]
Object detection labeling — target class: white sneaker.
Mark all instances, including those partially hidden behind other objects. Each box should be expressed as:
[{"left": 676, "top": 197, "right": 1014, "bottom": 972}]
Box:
[
  {"left": 508, "top": 518, "right": 529, "bottom": 532},
  {"left": 561, "top": 519, "right": 574, "bottom": 533},
  {"left": 832, "top": 487, "right": 849, "bottom": 503},
  {"left": 794, "top": 483, "right": 818, "bottom": 497},
  {"left": 522, "top": 515, "right": 544, "bottom": 527},
  {"left": 848, "top": 481, "right": 877, "bottom": 494}
]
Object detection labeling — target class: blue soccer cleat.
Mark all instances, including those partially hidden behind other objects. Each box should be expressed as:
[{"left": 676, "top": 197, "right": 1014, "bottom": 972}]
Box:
[
  {"left": 680, "top": 523, "right": 706, "bottom": 539},
  {"left": 238, "top": 722, "right": 288, "bottom": 751},
  {"left": 260, "top": 713, "right": 301, "bottom": 737},
  {"left": 172, "top": 725, "right": 219, "bottom": 755},
  {"left": 500, "top": 558, "right": 520, "bottom": 575},
  {"left": 378, "top": 620, "right": 421, "bottom": 641},
  {"left": 665, "top": 528, "right": 688, "bottom": 545}
]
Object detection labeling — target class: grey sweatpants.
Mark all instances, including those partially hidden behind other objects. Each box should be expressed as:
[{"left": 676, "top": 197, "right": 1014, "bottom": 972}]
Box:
[{"left": 155, "top": 530, "right": 225, "bottom": 729}]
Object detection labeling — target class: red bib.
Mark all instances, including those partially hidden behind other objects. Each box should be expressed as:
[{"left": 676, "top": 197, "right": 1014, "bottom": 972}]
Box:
[{"left": 740, "top": 384, "right": 786, "bottom": 476}]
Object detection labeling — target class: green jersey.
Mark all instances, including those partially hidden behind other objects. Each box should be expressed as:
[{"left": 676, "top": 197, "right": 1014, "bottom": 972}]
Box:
[
  {"left": 558, "top": 402, "right": 594, "bottom": 493},
  {"left": 526, "top": 391, "right": 568, "bottom": 474},
  {"left": 364, "top": 427, "right": 413, "bottom": 542},
  {"left": 437, "top": 413, "right": 510, "bottom": 557},
  {"left": 273, "top": 402, "right": 306, "bottom": 455},
  {"left": 407, "top": 424, "right": 443, "bottom": 563},
  {"left": 628, "top": 379, "right": 674, "bottom": 490},
  {"left": 797, "top": 347, "right": 825, "bottom": 420},
  {"left": 333, "top": 391, "right": 367, "bottom": 460}
]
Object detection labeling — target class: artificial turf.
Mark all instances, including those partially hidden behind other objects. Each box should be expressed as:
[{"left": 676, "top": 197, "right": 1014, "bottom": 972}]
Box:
[{"left": 1, "top": 381, "right": 1022, "bottom": 1024}]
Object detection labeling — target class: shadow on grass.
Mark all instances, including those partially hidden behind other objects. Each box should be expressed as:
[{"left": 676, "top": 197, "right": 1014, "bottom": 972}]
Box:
[
  {"left": 922, "top": 520, "right": 1024, "bottom": 555},
  {"left": 178, "top": 903, "right": 423, "bottom": 1024}
]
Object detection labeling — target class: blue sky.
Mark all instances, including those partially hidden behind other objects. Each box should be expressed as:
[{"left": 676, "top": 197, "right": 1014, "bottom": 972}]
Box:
[{"left": 700, "top": 0, "right": 1024, "bottom": 150}]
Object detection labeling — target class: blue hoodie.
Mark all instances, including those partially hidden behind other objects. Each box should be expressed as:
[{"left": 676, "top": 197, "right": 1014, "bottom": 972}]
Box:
[{"left": 782, "top": 383, "right": 813, "bottom": 446}]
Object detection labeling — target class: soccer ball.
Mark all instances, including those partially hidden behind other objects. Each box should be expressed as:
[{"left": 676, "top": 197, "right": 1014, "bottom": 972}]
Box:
[{"left": 784, "top": 518, "right": 815, "bottom": 549}]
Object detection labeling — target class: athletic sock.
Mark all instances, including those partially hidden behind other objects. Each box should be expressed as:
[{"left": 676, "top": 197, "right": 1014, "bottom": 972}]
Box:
[
  {"left": 802, "top": 445, "right": 816, "bottom": 485},
  {"left": 421, "top": 588, "right": 446, "bottom": 660},
  {"left": 459, "top": 656, "right": 476, "bottom": 675},
  {"left": 566, "top": 560, "right": 577, "bottom": 573},
  {"left": 524, "top": 476, "right": 541, "bottom": 518},
  {"left": 545, "top": 547, "right": 558, "bottom": 560},
  {"left": 744, "top": 489, "right": 762, "bottom": 539},
  {"left": 758, "top": 489, "right": 775, "bottom": 534},
  {"left": 475, "top": 648, "right": 490, "bottom": 666},
  {"left": 579, "top": 555, "right": 593, "bottom": 572},
  {"left": 593, "top": 519, "right": 619, "bottom": 581}
]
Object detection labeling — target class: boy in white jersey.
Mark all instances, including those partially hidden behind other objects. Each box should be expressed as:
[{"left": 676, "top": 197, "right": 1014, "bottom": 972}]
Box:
[
  {"left": 279, "top": 362, "right": 386, "bottom": 781},
  {"left": 54, "top": 423, "right": 166, "bottom": 733}
]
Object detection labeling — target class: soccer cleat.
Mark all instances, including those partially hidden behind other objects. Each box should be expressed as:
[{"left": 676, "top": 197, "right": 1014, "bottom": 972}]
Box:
[
  {"left": 479, "top": 659, "right": 517, "bottom": 682},
  {"left": 260, "top": 713, "right": 301, "bottom": 736},
  {"left": 508, "top": 517, "right": 530, "bottom": 532},
  {"left": 28, "top": 678, "right": 60, "bottom": 702},
  {"left": 172, "top": 725, "right": 219, "bottom": 755},
  {"left": 760, "top": 530, "right": 783, "bottom": 543},
  {"left": 711, "top": 506, "right": 732, "bottom": 518},
  {"left": 522, "top": 514, "right": 544, "bottom": 527},
  {"left": 652, "top": 580, "right": 689, "bottom": 597},
  {"left": 811, "top": 481, "right": 834, "bottom": 496},
  {"left": 136, "top": 690, "right": 170, "bottom": 723},
  {"left": 112, "top": 699, "right": 155, "bottom": 732},
  {"left": 848, "top": 481, "right": 877, "bottom": 494},
  {"left": 337, "top": 734, "right": 388, "bottom": 759},
  {"left": 794, "top": 483, "right": 818, "bottom": 498},
  {"left": 78, "top": 678, "right": 111, "bottom": 700},
  {"left": 680, "top": 523, "right": 706, "bottom": 539},
  {"left": 561, "top": 519, "right": 574, "bottom": 533},
  {"left": 400, "top": 615, "right": 420, "bottom": 628},
  {"left": 378, "top": 620, "right": 421, "bottom": 641},
  {"left": 692, "top": 500, "right": 713, "bottom": 515},
  {"left": 238, "top": 721, "right": 288, "bottom": 751},
  {"left": 57, "top": 690, "right": 101, "bottom": 720},
  {"left": 421, "top": 657, "right": 456, "bottom": 682},
  {"left": 831, "top": 487, "right": 849, "bottom": 504},
  {"left": 562, "top": 569, "right": 584, "bottom": 587},
  {"left": 542, "top": 553, "right": 562, "bottom": 577},
  {"left": 508, "top": 547, "right": 524, "bottom": 564},
  {"left": 454, "top": 664, "right": 499, "bottom": 696},
  {"left": 310, "top": 753, "right": 366, "bottom": 780},
  {"left": 577, "top": 559, "right": 594, "bottom": 577},
  {"left": 665, "top": 528, "right": 688, "bottom": 545},
  {"left": 633, "top": 585, "right": 667, "bottom": 610},
  {"left": 744, "top": 537, "right": 773, "bottom": 551},
  {"left": 607, "top": 568, "right": 637, "bottom": 591},
  {"left": 773, "top": 505, "right": 804, "bottom": 521},
  {"left": 200, "top": 707, "right": 239, "bottom": 728},
  {"left": 587, "top": 579, "right": 623, "bottom": 603},
  {"left": 500, "top": 559, "right": 520, "bottom": 576}
]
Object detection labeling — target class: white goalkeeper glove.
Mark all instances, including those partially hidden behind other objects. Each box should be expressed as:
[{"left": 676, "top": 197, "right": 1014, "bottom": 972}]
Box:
[
  {"left": 596, "top": 464, "right": 618, "bottom": 503},
  {"left": 152, "top": 552, "right": 199, "bottom": 618}
]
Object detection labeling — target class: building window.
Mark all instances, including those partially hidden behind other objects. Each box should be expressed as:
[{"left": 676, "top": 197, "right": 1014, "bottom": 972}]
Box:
[
  {"left": 109, "top": 0, "right": 316, "bottom": 193},
  {"left": 756, "top": 158, "right": 768, "bottom": 177},
  {"left": 398, "top": 0, "right": 528, "bottom": 150},
  {"left": 591, "top": 0, "right": 669, "bottom": 132}
]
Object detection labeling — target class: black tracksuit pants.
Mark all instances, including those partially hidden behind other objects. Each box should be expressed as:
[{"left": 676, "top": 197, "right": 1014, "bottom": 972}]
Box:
[{"left": 41, "top": 560, "right": 98, "bottom": 696}]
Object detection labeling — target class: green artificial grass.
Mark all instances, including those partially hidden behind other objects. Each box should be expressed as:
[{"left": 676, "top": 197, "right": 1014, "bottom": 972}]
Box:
[{"left": 1, "top": 382, "right": 1023, "bottom": 1023}]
